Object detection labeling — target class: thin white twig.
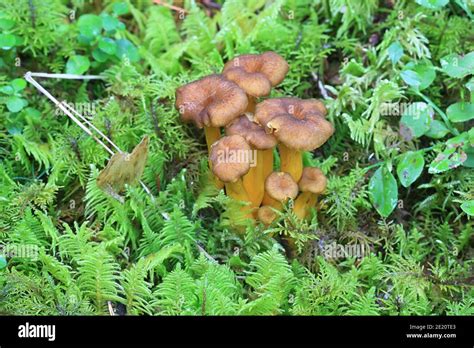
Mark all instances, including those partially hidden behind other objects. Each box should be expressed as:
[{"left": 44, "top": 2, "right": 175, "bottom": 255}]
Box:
[
  {"left": 24, "top": 71, "right": 155, "bottom": 201},
  {"left": 62, "top": 102, "right": 122, "bottom": 153},
  {"left": 29, "top": 72, "right": 106, "bottom": 80},
  {"left": 24, "top": 72, "right": 115, "bottom": 156}
]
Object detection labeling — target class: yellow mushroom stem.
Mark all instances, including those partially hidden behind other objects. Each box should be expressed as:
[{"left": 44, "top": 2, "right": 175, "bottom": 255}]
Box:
[
  {"left": 225, "top": 179, "right": 249, "bottom": 202},
  {"left": 204, "top": 126, "right": 224, "bottom": 189},
  {"left": 225, "top": 179, "right": 254, "bottom": 220},
  {"left": 293, "top": 191, "right": 318, "bottom": 219},
  {"left": 204, "top": 126, "right": 221, "bottom": 151},
  {"left": 261, "top": 191, "right": 282, "bottom": 210},
  {"left": 247, "top": 96, "right": 257, "bottom": 114},
  {"left": 278, "top": 143, "right": 303, "bottom": 182},
  {"left": 261, "top": 148, "right": 274, "bottom": 181},
  {"left": 242, "top": 149, "right": 264, "bottom": 207}
]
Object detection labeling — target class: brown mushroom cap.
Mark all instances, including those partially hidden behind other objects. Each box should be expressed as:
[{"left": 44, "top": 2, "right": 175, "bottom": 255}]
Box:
[
  {"left": 222, "top": 52, "right": 289, "bottom": 97},
  {"left": 258, "top": 205, "right": 277, "bottom": 224},
  {"left": 225, "top": 114, "right": 277, "bottom": 150},
  {"left": 175, "top": 74, "right": 248, "bottom": 128},
  {"left": 255, "top": 97, "right": 333, "bottom": 151},
  {"left": 209, "top": 135, "right": 252, "bottom": 183},
  {"left": 299, "top": 167, "right": 327, "bottom": 194},
  {"left": 265, "top": 171, "right": 298, "bottom": 202}
]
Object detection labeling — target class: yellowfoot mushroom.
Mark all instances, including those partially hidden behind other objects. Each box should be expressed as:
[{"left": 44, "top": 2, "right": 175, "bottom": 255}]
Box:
[
  {"left": 257, "top": 205, "right": 278, "bottom": 226},
  {"left": 223, "top": 52, "right": 289, "bottom": 113},
  {"left": 262, "top": 171, "right": 299, "bottom": 210},
  {"left": 226, "top": 114, "right": 277, "bottom": 207},
  {"left": 175, "top": 74, "right": 248, "bottom": 188},
  {"left": 209, "top": 135, "right": 253, "bottom": 212},
  {"left": 294, "top": 167, "right": 327, "bottom": 219},
  {"left": 255, "top": 97, "right": 333, "bottom": 182}
]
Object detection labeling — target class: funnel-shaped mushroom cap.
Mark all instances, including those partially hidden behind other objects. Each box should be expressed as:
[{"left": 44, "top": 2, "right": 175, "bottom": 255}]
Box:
[
  {"left": 255, "top": 98, "right": 333, "bottom": 151},
  {"left": 175, "top": 74, "right": 248, "bottom": 128},
  {"left": 265, "top": 171, "right": 298, "bottom": 202},
  {"left": 226, "top": 114, "right": 277, "bottom": 150},
  {"left": 209, "top": 135, "right": 252, "bottom": 183},
  {"left": 299, "top": 167, "right": 327, "bottom": 194},
  {"left": 258, "top": 205, "right": 277, "bottom": 224},
  {"left": 223, "top": 52, "right": 289, "bottom": 97}
]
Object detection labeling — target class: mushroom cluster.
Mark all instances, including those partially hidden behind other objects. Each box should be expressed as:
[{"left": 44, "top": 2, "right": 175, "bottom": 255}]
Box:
[{"left": 175, "top": 52, "right": 334, "bottom": 229}]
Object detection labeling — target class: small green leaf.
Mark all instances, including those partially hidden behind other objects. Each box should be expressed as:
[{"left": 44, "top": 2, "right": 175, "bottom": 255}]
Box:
[
  {"left": 400, "top": 70, "right": 421, "bottom": 87},
  {"left": 115, "top": 39, "right": 140, "bottom": 62},
  {"left": 11, "top": 78, "right": 26, "bottom": 92},
  {"left": 78, "top": 14, "right": 103, "bottom": 38},
  {"left": 66, "top": 55, "right": 91, "bottom": 75},
  {"left": 400, "top": 102, "right": 433, "bottom": 138},
  {"left": 369, "top": 165, "right": 398, "bottom": 217},
  {"left": 92, "top": 48, "right": 111, "bottom": 62},
  {"left": 415, "top": 0, "right": 449, "bottom": 9},
  {"left": 6, "top": 96, "right": 27, "bottom": 112},
  {"left": 428, "top": 147, "right": 467, "bottom": 174},
  {"left": 440, "top": 52, "right": 474, "bottom": 79},
  {"left": 98, "top": 37, "right": 117, "bottom": 55},
  {"left": 388, "top": 41, "right": 403, "bottom": 64},
  {"left": 78, "top": 34, "right": 94, "bottom": 45},
  {"left": 0, "top": 33, "right": 16, "bottom": 50},
  {"left": 446, "top": 102, "right": 474, "bottom": 123},
  {"left": 425, "top": 120, "right": 450, "bottom": 139},
  {"left": 0, "top": 85, "right": 14, "bottom": 95},
  {"left": 460, "top": 201, "right": 474, "bottom": 216},
  {"left": 404, "top": 61, "right": 436, "bottom": 90},
  {"left": 101, "top": 14, "right": 121, "bottom": 32},
  {"left": 0, "top": 18, "right": 15, "bottom": 30},
  {"left": 446, "top": 132, "right": 469, "bottom": 147},
  {"left": 112, "top": 2, "right": 129, "bottom": 16},
  {"left": 396, "top": 151, "right": 425, "bottom": 187},
  {"left": 463, "top": 146, "right": 474, "bottom": 168}
]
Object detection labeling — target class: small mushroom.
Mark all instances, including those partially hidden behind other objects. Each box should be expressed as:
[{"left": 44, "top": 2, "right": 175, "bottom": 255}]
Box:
[
  {"left": 262, "top": 171, "right": 298, "bottom": 210},
  {"left": 223, "top": 52, "right": 289, "bottom": 113},
  {"left": 209, "top": 135, "right": 252, "bottom": 208},
  {"left": 294, "top": 167, "right": 327, "bottom": 219},
  {"left": 257, "top": 205, "right": 278, "bottom": 225},
  {"left": 176, "top": 74, "right": 248, "bottom": 187},
  {"left": 255, "top": 97, "right": 333, "bottom": 182},
  {"left": 226, "top": 114, "right": 277, "bottom": 207}
]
